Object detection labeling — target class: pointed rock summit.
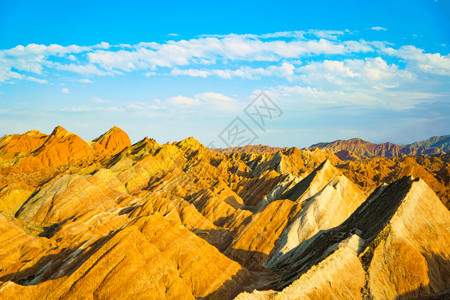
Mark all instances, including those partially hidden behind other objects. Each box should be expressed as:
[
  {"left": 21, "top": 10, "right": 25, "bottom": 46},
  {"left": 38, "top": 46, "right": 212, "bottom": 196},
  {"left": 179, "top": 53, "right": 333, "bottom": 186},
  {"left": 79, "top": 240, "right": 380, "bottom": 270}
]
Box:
[
  {"left": 92, "top": 126, "right": 131, "bottom": 154},
  {"left": 280, "top": 159, "right": 340, "bottom": 202},
  {"left": 0, "top": 128, "right": 448, "bottom": 299},
  {"left": 17, "top": 126, "right": 94, "bottom": 172},
  {"left": 50, "top": 125, "right": 69, "bottom": 136},
  {"left": 175, "top": 136, "right": 203, "bottom": 151},
  {"left": 269, "top": 159, "right": 366, "bottom": 263},
  {"left": 238, "top": 176, "right": 450, "bottom": 300}
]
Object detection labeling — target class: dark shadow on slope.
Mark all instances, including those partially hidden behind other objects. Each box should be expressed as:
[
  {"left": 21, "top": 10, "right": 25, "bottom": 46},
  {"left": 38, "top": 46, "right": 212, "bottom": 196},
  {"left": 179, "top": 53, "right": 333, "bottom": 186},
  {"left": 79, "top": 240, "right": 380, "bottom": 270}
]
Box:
[
  {"left": 227, "top": 249, "right": 271, "bottom": 272},
  {"left": 118, "top": 205, "right": 139, "bottom": 216},
  {"left": 201, "top": 268, "right": 273, "bottom": 300},
  {"left": 395, "top": 286, "right": 450, "bottom": 299},
  {"left": 0, "top": 252, "right": 61, "bottom": 285},
  {"left": 278, "top": 159, "right": 328, "bottom": 202},
  {"left": 14, "top": 188, "right": 41, "bottom": 218},
  {"left": 38, "top": 216, "right": 75, "bottom": 238},
  {"left": 0, "top": 230, "right": 119, "bottom": 286},
  {"left": 193, "top": 228, "right": 234, "bottom": 253},
  {"left": 269, "top": 176, "right": 415, "bottom": 291}
]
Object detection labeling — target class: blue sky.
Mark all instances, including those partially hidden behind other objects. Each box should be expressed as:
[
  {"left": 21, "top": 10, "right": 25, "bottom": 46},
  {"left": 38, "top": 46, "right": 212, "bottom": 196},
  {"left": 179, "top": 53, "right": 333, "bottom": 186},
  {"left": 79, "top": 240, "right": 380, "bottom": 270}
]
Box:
[{"left": 0, "top": 0, "right": 449, "bottom": 147}]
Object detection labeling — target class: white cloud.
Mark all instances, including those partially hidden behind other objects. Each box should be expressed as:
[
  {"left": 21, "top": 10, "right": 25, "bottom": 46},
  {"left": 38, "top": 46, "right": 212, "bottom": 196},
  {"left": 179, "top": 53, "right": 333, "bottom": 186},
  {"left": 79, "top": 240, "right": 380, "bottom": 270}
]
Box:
[
  {"left": 196, "top": 92, "right": 237, "bottom": 111},
  {"left": 126, "top": 101, "right": 160, "bottom": 111},
  {"left": 0, "top": 42, "right": 110, "bottom": 83},
  {"left": 271, "top": 84, "right": 435, "bottom": 111},
  {"left": 26, "top": 76, "right": 48, "bottom": 84},
  {"left": 90, "top": 96, "right": 111, "bottom": 103},
  {"left": 0, "top": 31, "right": 448, "bottom": 89},
  {"left": 62, "top": 88, "right": 69, "bottom": 94},
  {"left": 171, "top": 62, "right": 295, "bottom": 80},
  {"left": 61, "top": 106, "right": 97, "bottom": 112},
  {"left": 85, "top": 35, "right": 371, "bottom": 73},
  {"left": 165, "top": 92, "right": 238, "bottom": 111},
  {"left": 371, "top": 26, "right": 387, "bottom": 31},
  {"left": 307, "top": 30, "right": 345, "bottom": 40},
  {"left": 51, "top": 62, "right": 109, "bottom": 75},
  {"left": 78, "top": 78, "right": 93, "bottom": 83},
  {"left": 144, "top": 71, "right": 156, "bottom": 77},
  {"left": 171, "top": 68, "right": 209, "bottom": 78},
  {"left": 297, "top": 57, "right": 413, "bottom": 91},
  {"left": 261, "top": 56, "right": 439, "bottom": 111},
  {"left": 0, "top": 64, "right": 48, "bottom": 83},
  {"left": 166, "top": 95, "right": 200, "bottom": 106},
  {"left": 381, "top": 45, "right": 450, "bottom": 75}
]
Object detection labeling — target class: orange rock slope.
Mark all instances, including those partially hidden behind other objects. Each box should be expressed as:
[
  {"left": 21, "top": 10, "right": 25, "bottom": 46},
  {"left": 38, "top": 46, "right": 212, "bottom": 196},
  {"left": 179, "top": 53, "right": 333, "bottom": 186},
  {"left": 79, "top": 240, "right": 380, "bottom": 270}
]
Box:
[{"left": 0, "top": 127, "right": 449, "bottom": 299}]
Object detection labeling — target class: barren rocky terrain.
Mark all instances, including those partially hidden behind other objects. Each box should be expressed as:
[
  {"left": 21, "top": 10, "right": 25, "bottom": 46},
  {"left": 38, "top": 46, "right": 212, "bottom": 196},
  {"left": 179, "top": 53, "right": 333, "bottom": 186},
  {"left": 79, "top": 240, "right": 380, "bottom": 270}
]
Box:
[{"left": 0, "top": 127, "right": 449, "bottom": 299}]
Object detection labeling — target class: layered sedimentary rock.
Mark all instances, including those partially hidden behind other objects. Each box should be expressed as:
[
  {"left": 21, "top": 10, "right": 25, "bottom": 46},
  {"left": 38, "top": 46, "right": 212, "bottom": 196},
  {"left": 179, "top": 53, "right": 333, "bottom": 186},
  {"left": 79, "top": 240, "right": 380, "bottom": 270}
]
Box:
[
  {"left": 0, "top": 127, "right": 448, "bottom": 300},
  {"left": 0, "top": 129, "right": 47, "bottom": 155},
  {"left": 237, "top": 176, "right": 450, "bottom": 299},
  {"left": 91, "top": 126, "right": 131, "bottom": 154},
  {"left": 268, "top": 159, "right": 366, "bottom": 264},
  {"left": 309, "top": 137, "right": 444, "bottom": 158},
  {"left": 17, "top": 126, "right": 95, "bottom": 172}
]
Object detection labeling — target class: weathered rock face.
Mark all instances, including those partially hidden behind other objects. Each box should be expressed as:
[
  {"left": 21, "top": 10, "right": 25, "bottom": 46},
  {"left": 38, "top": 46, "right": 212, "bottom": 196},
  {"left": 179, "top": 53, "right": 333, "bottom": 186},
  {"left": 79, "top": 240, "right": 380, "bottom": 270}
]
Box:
[
  {"left": 309, "top": 137, "right": 444, "bottom": 158},
  {"left": 91, "top": 126, "right": 131, "bottom": 154},
  {"left": 406, "top": 134, "right": 450, "bottom": 152},
  {"left": 17, "top": 126, "right": 95, "bottom": 172},
  {"left": 0, "top": 127, "right": 448, "bottom": 300},
  {"left": 337, "top": 155, "right": 450, "bottom": 209},
  {"left": 237, "top": 176, "right": 450, "bottom": 300},
  {"left": 0, "top": 213, "right": 247, "bottom": 300},
  {"left": 0, "top": 129, "right": 47, "bottom": 155},
  {"left": 268, "top": 159, "right": 366, "bottom": 264},
  {"left": 227, "top": 199, "right": 302, "bottom": 269}
]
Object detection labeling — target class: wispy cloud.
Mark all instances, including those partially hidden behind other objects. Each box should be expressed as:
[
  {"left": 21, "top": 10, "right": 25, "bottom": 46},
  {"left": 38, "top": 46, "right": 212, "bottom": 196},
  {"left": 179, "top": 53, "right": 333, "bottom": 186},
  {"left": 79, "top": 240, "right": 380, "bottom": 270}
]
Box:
[
  {"left": 90, "top": 96, "right": 111, "bottom": 103},
  {"left": 0, "top": 31, "right": 377, "bottom": 84},
  {"left": 78, "top": 78, "right": 93, "bottom": 83},
  {"left": 171, "top": 62, "right": 295, "bottom": 80},
  {"left": 371, "top": 26, "right": 387, "bottom": 31},
  {"left": 61, "top": 88, "right": 69, "bottom": 94},
  {"left": 165, "top": 92, "right": 238, "bottom": 111},
  {"left": 0, "top": 30, "right": 448, "bottom": 118}
]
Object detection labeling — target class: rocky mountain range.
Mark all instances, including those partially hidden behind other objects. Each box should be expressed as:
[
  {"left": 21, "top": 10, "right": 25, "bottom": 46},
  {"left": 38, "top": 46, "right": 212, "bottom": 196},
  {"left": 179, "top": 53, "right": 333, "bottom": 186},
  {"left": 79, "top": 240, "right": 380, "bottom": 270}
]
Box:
[
  {"left": 308, "top": 136, "right": 449, "bottom": 159},
  {"left": 406, "top": 135, "right": 450, "bottom": 152},
  {"left": 0, "top": 127, "right": 449, "bottom": 299}
]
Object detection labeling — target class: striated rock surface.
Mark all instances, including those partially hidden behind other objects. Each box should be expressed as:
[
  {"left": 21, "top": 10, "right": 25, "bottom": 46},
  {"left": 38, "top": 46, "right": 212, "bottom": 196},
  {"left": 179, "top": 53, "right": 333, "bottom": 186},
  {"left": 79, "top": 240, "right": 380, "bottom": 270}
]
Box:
[
  {"left": 17, "top": 126, "right": 95, "bottom": 172},
  {"left": 91, "top": 126, "right": 131, "bottom": 154},
  {"left": 268, "top": 159, "right": 366, "bottom": 264},
  {"left": 0, "top": 130, "right": 47, "bottom": 155},
  {"left": 0, "top": 127, "right": 448, "bottom": 299},
  {"left": 309, "top": 137, "right": 444, "bottom": 158},
  {"left": 237, "top": 176, "right": 450, "bottom": 299}
]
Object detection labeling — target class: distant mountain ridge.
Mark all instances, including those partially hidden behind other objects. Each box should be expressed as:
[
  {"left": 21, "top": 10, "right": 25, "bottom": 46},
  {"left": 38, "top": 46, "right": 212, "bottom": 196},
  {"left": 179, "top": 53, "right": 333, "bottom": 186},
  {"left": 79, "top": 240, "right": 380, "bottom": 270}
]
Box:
[
  {"left": 212, "top": 135, "right": 449, "bottom": 159},
  {"left": 308, "top": 136, "right": 448, "bottom": 159},
  {"left": 406, "top": 135, "right": 450, "bottom": 152},
  {"left": 213, "top": 144, "right": 288, "bottom": 154}
]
